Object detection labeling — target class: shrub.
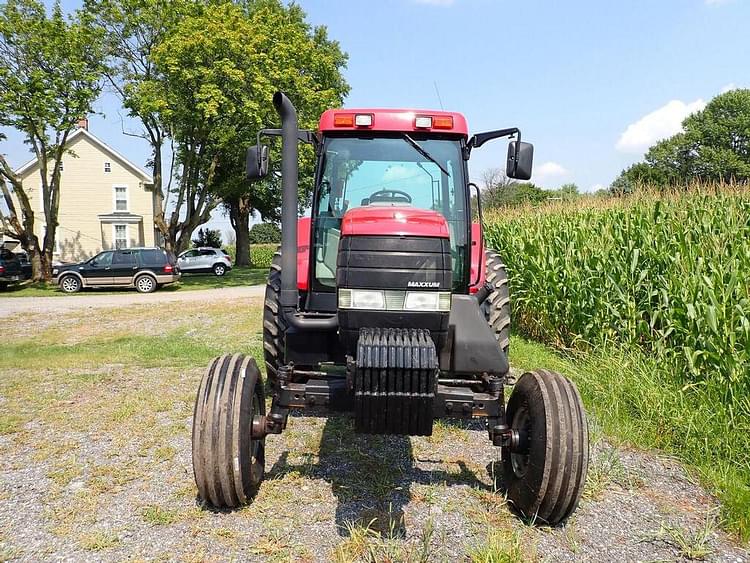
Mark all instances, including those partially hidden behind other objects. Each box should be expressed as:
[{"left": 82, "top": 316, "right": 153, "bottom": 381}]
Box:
[
  {"left": 249, "top": 244, "right": 276, "bottom": 269},
  {"left": 249, "top": 223, "right": 281, "bottom": 244}
]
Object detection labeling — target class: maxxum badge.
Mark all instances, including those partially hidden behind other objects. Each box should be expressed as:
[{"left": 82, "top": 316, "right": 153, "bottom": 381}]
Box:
[{"left": 408, "top": 281, "right": 440, "bottom": 288}]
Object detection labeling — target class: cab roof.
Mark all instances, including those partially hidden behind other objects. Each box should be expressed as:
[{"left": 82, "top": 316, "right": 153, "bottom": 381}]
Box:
[{"left": 318, "top": 108, "right": 469, "bottom": 137}]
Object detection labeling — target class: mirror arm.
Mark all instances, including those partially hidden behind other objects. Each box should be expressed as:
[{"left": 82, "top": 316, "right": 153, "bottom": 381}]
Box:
[
  {"left": 257, "top": 128, "right": 318, "bottom": 146},
  {"left": 465, "top": 127, "right": 521, "bottom": 159}
]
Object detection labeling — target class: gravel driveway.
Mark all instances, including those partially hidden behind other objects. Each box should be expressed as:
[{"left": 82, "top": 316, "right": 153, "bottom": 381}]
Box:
[
  {"left": 0, "top": 285, "right": 265, "bottom": 317},
  {"left": 0, "top": 301, "right": 748, "bottom": 561}
]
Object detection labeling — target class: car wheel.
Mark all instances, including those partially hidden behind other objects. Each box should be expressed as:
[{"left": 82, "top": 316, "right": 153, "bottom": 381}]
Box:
[
  {"left": 135, "top": 274, "right": 157, "bottom": 293},
  {"left": 0, "top": 281, "right": 7, "bottom": 291},
  {"left": 59, "top": 275, "right": 82, "bottom": 294},
  {"left": 213, "top": 263, "right": 226, "bottom": 276}
]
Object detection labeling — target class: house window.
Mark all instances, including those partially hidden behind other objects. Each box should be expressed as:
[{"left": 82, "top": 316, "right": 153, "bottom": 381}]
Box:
[
  {"left": 114, "top": 225, "right": 128, "bottom": 249},
  {"left": 58, "top": 161, "right": 63, "bottom": 172},
  {"left": 104, "top": 162, "right": 111, "bottom": 173},
  {"left": 114, "top": 186, "right": 128, "bottom": 212}
]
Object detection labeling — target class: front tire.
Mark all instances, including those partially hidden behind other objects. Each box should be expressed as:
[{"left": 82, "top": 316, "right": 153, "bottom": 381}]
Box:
[
  {"left": 481, "top": 249, "right": 511, "bottom": 355},
  {"left": 59, "top": 274, "right": 82, "bottom": 294},
  {"left": 502, "top": 369, "right": 589, "bottom": 525},
  {"left": 134, "top": 274, "right": 157, "bottom": 293},
  {"left": 192, "top": 354, "right": 266, "bottom": 508},
  {"left": 213, "top": 263, "right": 226, "bottom": 276}
]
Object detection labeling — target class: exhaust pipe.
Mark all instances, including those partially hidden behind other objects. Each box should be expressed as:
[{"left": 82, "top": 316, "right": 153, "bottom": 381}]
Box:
[
  {"left": 273, "top": 92, "right": 299, "bottom": 311},
  {"left": 273, "top": 91, "right": 337, "bottom": 330}
]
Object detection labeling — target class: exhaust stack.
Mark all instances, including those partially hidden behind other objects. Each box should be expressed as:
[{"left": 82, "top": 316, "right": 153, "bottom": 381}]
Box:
[{"left": 273, "top": 91, "right": 337, "bottom": 330}]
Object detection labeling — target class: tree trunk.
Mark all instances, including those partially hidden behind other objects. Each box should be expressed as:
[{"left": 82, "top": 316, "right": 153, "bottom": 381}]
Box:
[{"left": 228, "top": 196, "right": 251, "bottom": 267}]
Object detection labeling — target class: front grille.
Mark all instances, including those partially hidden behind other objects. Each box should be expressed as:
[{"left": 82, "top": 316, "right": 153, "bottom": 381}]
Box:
[
  {"left": 337, "top": 235, "right": 452, "bottom": 355},
  {"left": 337, "top": 235, "right": 452, "bottom": 291}
]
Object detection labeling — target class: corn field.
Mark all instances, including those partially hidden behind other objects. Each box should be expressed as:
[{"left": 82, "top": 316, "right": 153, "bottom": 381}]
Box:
[{"left": 484, "top": 188, "right": 750, "bottom": 405}]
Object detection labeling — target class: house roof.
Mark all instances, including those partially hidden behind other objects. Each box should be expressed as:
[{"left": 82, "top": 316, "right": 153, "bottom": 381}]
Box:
[{"left": 14, "top": 128, "right": 153, "bottom": 183}]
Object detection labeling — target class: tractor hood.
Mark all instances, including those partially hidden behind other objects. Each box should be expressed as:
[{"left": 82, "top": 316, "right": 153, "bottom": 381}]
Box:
[{"left": 340, "top": 206, "right": 450, "bottom": 238}]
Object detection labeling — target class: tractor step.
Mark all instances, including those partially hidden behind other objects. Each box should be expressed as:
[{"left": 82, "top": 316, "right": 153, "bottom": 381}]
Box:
[{"left": 353, "top": 328, "right": 437, "bottom": 436}]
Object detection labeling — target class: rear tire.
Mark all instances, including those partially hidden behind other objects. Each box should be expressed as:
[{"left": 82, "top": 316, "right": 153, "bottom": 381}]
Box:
[
  {"left": 192, "top": 353, "right": 266, "bottom": 508},
  {"left": 134, "top": 274, "right": 157, "bottom": 293},
  {"left": 0, "top": 281, "right": 8, "bottom": 291},
  {"left": 481, "top": 249, "right": 511, "bottom": 355},
  {"left": 262, "top": 252, "right": 286, "bottom": 385},
  {"left": 502, "top": 369, "right": 589, "bottom": 525},
  {"left": 213, "top": 263, "right": 226, "bottom": 276},
  {"left": 59, "top": 274, "right": 82, "bottom": 294}
]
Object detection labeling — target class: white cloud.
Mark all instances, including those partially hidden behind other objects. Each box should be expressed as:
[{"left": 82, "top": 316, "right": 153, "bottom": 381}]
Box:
[
  {"left": 616, "top": 98, "right": 706, "bottom": 154},
  {"left": 533, "top": 161, "right": 568, "bottom": 185},
  {"left": 413, "top": 0, "right": 454, "bottom": 5},
  {"left": 721, "top": 82, "right": 737, "bottom": 93},
  {"left": 705, "top": 0, "right": 732, "bottom": 5},
  {"left": 589, "top": 183, "right": 605, "bottom": 193}
]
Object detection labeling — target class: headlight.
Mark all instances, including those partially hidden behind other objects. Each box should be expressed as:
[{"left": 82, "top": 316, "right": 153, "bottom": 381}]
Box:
[
  {"left": 339, "top": 289, "right": 450, "bottom": 311},
  {"left": 404, "top": 291, "right": 451, "bottom": 312},
  {"left": 339, "top": 289, "right": 385, "bottom": 310},
  {"left": 52, "top": 268, "right": 59, "bottom": 275}
]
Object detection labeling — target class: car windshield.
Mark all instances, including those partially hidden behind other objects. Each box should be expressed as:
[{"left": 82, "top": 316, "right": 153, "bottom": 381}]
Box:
[{"left": 313, "top": 135, "right": 468, "bottom": 291}]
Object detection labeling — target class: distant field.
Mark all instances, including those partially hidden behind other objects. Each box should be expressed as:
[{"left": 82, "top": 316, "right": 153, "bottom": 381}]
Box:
[{"left": 484, "top": 186, "right": 750, "bottom": 539}]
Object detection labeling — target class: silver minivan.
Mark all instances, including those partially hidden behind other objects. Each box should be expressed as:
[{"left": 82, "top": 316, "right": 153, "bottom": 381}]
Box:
[{"left": 177, "top": 247, "right": 233, "bottom": 276}]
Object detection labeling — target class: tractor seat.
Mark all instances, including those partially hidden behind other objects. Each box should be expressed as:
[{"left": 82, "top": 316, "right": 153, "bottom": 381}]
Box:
[{"left": 369, "top": 194, "right": 411, "bottom": 204}]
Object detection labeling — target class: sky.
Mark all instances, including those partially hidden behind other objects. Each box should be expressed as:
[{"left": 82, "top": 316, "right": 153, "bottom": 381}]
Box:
[{"left": 2, "top": 0, "right": 749, "bottom": 234}]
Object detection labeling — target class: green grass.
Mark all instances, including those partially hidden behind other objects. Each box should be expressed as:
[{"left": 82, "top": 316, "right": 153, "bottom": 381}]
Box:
[
  {"left": 0, "top": 266, "right": 266, "bottom": 297},
  {"left": 510, "top": 336, "right": 750, "bottom": 541}
]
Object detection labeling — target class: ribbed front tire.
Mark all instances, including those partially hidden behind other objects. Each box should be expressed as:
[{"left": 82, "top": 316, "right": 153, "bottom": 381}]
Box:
[
  {"left": 502, "top": 369, "right": 589, "bottom": 525},
  {"left": 192, "top": 353, "right": 266, "bottom": 508}
]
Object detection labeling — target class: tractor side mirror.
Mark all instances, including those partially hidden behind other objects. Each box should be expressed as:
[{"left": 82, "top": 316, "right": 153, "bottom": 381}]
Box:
[
  {"left": 506, "top": 141, "right": 534, "bottom": 180},
  {"left": 246, "top": 144, "right": 269, "bottom": 180}
]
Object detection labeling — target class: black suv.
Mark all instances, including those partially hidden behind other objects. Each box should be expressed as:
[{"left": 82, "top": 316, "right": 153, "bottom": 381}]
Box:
[
  {"left": 53, "top": 248, "right": 180, "bottom": 294},
  {"left": 0, "top": 247, "right": 23, "bottom": 290}
]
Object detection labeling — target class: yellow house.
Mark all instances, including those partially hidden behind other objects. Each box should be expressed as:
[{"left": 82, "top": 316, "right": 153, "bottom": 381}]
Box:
[{"left": 14, "top": 124, "right": 157, "bottom": 262}]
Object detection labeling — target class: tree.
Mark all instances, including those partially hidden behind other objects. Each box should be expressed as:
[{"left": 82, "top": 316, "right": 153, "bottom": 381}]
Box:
[
  {"left": 86, "top": 0, "right": 207, "bottom": 254},
  {"left": 249, "top": 222, "right": 281, "bottom": 244},
  {"left": 192, "top": 228, "right": 222, "bottom": 248},
  {"left": 610, "top": 89, "right": 750, "bottom": 190},
  {"left": 0, "top": 0, "right": 104, "bottom": 281},
  {"left": 209, "top": 0, "right": 349, "bottom": 265}
]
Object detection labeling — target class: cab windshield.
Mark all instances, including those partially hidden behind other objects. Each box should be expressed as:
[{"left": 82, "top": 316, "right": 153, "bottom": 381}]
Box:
[{"left": 313, "top": 134, "right": 469, "bottom": 291}]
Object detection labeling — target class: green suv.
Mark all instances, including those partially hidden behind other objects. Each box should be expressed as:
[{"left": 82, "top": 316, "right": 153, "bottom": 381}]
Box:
[{"left": 53, "top": 248, "right": 180, "bottom": 294}]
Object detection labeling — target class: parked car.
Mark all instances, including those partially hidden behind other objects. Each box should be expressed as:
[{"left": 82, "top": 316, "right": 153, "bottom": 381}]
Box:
[
  {"left": 0, "top": 247, "right": 23, "bottom": 290},
  {"left": 177, "top": 247, "right": 232, "bottom": 276},
  {"left": 53, "top": 248, "right": 180, "bottom": 294},
  {"left": 16, "top": 251, "right": 32, "bottom": 280}
]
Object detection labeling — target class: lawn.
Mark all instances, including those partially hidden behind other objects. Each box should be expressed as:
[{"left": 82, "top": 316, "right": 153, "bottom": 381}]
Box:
[
  {"left": 0, "top": 300, "right": 743, "bottom": 561},
  {"left": 0, "top": 266, "right": 267, "bottom": 298}
]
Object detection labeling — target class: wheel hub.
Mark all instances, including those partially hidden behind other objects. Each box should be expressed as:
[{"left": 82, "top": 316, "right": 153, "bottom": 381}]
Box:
[{"left": 509, "top": 404, "right": 531, "bottom": 477}]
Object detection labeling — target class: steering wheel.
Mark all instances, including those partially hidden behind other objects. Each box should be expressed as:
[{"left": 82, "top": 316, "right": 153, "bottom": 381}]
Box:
[{"left": 368, "top": 189, "right": 413, "bottom": 204}]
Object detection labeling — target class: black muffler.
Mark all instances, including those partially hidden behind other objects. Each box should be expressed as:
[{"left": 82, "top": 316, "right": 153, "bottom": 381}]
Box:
[{"left": 273, "top": 91, "right": 336, "bottom": 330}]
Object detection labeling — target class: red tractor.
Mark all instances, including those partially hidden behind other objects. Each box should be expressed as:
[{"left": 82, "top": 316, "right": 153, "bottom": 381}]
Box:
[{"left": 192, "top": 92, "right": 588, "bottom": 524}]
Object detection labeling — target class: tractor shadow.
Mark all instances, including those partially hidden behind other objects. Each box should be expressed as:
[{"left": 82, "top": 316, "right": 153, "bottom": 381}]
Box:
[{"left": 267, "top": 414, "right": 493, "bottom": 537}]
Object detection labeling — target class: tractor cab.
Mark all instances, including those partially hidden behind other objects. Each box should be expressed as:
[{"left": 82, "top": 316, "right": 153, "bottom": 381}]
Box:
[{"left": 192, "top": 92, "right": 588, "bottom": 527}]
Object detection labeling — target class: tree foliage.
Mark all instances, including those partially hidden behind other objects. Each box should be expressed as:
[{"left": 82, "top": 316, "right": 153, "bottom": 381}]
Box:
[
  {"left": 192, "top": 228, "right": 222, "bottom": 249},
  {"left": 0, "top": 0, "right": 104, "bottom": 280},
  {"left": 248, "top": 222, "right": 281, "bottom": 244},
  {"left": 612, "top": 89, "right": 750, "bottom": 190}
]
